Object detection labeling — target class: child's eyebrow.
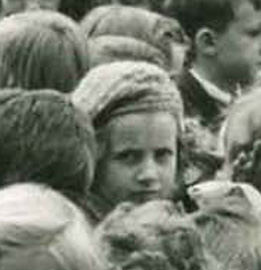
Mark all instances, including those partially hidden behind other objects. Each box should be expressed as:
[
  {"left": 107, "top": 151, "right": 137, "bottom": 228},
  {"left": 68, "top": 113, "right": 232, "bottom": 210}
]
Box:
[{"left": 112, "top": 147, "right": 142, "bottom": 153}]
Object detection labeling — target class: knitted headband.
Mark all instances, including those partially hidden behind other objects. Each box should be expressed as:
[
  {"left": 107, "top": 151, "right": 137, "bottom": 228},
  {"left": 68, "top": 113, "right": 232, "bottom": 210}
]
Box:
[{"left": 72, "top": 61, "right": 184, "bottom": 131}]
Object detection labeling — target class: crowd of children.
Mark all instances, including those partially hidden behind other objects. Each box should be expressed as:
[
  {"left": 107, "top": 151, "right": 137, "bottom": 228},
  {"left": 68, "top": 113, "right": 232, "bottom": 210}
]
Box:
[{"left": 0, "top": 0, "right": 261, "bottom": 269}]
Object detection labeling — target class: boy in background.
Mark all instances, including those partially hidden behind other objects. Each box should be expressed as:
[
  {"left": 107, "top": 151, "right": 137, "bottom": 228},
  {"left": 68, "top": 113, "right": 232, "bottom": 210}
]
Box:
[{"left": 172, "top": 0, "right": 261, "bottom": 186}]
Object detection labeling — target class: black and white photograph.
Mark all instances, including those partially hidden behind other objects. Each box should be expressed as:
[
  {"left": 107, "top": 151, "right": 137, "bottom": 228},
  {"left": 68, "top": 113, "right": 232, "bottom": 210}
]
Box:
[{"left": 0, "top": 0, "right": 260, "bottom": 269}]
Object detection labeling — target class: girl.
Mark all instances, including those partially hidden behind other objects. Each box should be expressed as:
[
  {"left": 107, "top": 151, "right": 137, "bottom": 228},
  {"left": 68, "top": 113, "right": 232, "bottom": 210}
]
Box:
[{"left": 72, "top": 61, "right": 186, "bottom": 224}]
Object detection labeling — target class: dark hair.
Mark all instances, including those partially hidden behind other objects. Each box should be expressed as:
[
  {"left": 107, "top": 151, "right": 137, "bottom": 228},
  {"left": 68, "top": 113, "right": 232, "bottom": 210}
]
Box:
[
  {"left": 59, "top": 0, "right": 94, "bottom": 21},
  {"left": 0, "top": 11, "right": 89, "bottom": 93},
  {"left": 0, "top": 89, "right": 96, "bottom": 203},
  {"left": 170, "top": 0, "right": 261, "bottom": 39}
]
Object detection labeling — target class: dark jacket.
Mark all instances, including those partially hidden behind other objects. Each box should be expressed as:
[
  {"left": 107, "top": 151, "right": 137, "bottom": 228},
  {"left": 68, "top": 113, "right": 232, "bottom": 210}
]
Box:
[{"left": 177, "top": 70, "right": 227, "bottom": 186}]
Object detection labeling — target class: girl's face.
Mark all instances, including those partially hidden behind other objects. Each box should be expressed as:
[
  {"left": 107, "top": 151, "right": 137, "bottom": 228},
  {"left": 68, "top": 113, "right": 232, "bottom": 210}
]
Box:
[
  {"left": 96, "top": 112, "right": 179, "bottom": 208},
  {"left": 1, "top": 0, "right": 61, "bottom": 16}
]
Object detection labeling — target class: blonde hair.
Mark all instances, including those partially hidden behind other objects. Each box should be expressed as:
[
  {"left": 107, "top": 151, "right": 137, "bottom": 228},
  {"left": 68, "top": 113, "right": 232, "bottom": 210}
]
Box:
[{"left": 0, "top": 183, "right": 105, "bottom": 270}]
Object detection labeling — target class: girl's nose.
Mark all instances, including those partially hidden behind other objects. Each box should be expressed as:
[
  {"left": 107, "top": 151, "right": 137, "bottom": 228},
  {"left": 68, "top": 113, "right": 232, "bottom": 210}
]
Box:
[{"left": 136, "top": 157, "right": 158, "bottom": 186}]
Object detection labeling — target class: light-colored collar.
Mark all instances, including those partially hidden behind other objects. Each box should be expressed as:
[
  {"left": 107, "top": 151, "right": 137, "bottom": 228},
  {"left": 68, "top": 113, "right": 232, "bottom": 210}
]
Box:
[{"left": 190, "top": 68, "right": 234, "bottom": 105}]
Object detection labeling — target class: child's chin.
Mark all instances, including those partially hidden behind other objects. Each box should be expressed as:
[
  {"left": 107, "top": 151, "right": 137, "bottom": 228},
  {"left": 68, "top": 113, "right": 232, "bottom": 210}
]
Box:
[{"left": 130, "top": 192, "right": 161, "bottom": 205}]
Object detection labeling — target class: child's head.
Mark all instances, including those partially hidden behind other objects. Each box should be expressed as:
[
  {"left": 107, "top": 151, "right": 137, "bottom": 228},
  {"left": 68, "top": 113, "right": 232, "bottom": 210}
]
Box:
[
  {"left": 81, "top": 5, "right": 188, "bottom": 77},
  {"left": 0, "top": 89, "right": 96, "bottom": 203},
  {"left": 173, "top": 0, "right": 261, "bottom": 88},
  {"left": 0, "top": 183, "right": 104, "bottom": 270},
  {"left": 0, "top": 10, "right": 88, "bottom": 92},
  {"left": 223, "top": 90, "right": 261, "bottom": 192},
  {"left": 72, "top": 61, "right": 184, "bottom": 210},
  {"left": 1, "top": 0, "right": 61, "bottom": 17}
]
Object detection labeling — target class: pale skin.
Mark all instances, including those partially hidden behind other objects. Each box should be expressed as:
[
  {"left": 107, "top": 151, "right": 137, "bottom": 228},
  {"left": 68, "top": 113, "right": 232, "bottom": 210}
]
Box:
[{"left": 95, "top": 112, "right": 179, "bottom": 209}]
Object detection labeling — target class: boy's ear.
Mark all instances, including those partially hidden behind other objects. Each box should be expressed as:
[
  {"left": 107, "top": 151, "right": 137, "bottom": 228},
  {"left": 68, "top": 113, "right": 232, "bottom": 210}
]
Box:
[{"left": 195, "top": 28, "right": 217, "bottom": 56}]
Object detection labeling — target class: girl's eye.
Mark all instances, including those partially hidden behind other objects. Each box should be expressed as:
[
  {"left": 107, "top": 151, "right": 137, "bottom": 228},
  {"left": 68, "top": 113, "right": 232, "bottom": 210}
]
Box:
[
  {"left": 114, "top": 150, "right": 141, "bottom": 165},
  {"left": 247, "top": 27, "right": 261, "bottom": 38},
  {"left": 155, "top": 149, "right": 174, "bottom": 163}
]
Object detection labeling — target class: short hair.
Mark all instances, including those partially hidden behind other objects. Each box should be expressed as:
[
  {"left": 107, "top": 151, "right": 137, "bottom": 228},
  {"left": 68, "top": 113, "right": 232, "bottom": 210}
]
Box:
[
  {"left": 170, "top": 0, "right": 261, "bottom": 39},
  {"left": 0, "top": 11, "right": 88, "bottom": 93},
  {"left": 0, "top": 89, "right": 96, "bottom": 203},
  {"left": 0, "top": 183, "right": 104, "bottom": 270}
]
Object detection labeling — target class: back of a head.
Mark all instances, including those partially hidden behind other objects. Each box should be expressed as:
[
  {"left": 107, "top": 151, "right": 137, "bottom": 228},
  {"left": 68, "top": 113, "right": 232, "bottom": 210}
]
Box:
[
  {"left": 81, "top": 5, "right": 188, "bottom": 73},
  {"left": 0, "top": 183, "right": 104, "bottom": 270},
  {"left": 81, "top": 5, "right": 158, "bottom": 40},
  {"left": 0, "top": 10, "right": 89, "bottom": 92},
  {"left": 86, "top": 35, "right": 170, "bottom": 70},
  {"left": 0, "top": 89, "right": 96, "bottom": 203}
]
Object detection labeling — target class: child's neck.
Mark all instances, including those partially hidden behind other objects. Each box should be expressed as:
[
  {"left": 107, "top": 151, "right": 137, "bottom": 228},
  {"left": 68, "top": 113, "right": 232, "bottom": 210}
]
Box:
[{"left": 192, "top": 63, "right": 238, "bottom": 95}]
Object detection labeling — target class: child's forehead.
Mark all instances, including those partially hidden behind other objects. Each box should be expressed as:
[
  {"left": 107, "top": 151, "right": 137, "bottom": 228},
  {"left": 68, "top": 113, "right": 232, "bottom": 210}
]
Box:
[
  {"left": 109, "top": 111, "right": 177, "bottom": 128},
  {"left": 107, "top": 112, "right": 178, "bottom": 147}
]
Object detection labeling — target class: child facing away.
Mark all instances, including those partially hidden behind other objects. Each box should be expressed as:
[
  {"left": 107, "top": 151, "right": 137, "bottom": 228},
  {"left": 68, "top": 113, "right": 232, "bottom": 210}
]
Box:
[
  {"left": 0, "top": 10, "right": 88, "bottom": 92},
  {"left": 80, "top": 5, "right": 189, "bottom": 78},
  {"left": 0, "top": 89, "right": 96, "bottom": 205}
]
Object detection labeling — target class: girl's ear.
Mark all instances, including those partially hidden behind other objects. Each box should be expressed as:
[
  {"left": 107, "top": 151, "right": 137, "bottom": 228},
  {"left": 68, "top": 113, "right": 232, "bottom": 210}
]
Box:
[{"left": 195, "top": 27, "right": 218, "bottom": 56}]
